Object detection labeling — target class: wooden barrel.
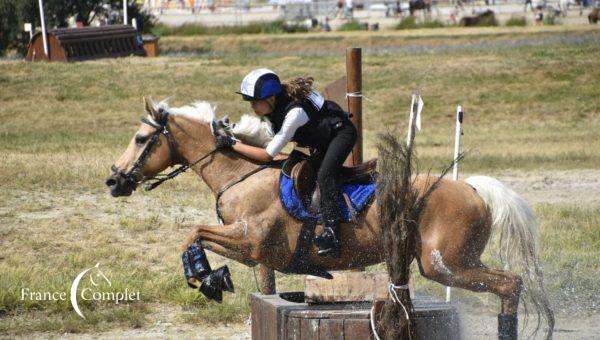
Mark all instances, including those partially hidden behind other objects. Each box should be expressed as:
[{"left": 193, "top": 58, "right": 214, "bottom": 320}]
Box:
[{"left": 251, "top": 292, "right": 460, "bottom": 340}]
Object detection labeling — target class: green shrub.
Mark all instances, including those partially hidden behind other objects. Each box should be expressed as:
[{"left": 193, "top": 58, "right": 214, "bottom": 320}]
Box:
[
  {"left": 543, "top": 10, "right": 561, "bottom": 25},
  {"left": 476, "top": 14, "right": 499, "bottom": 27},
  {"left": 395, "top": 16, "right": 418, "bottom": 29},
  {"left": 505, "top": 16, "right": 527, "bottom": 26},
  {"left": 150, "top": 22, "right": 173, "bottom": 36},
  {"left": 337, "top": 20, "right": 367, "bottom": 31},
  {"left": 420, "top": 19, "right": 445, "bottom": 28},
  {"left": 395, "top": 16, "right": 445, "bottom": 30},
  {"left": 151, "top": 20, "right": 309, "bottom": 37}
]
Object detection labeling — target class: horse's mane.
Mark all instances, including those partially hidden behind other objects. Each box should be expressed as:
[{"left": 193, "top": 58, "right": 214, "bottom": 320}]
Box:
[
  {"left": 154, "top": 99, "right": 273, "bottom": 148},
  {"left": 230, "top": 115, "right": 274, "bottom": 148},
  {"left": 156, "top": 99, "right": 216, "bottom": 124}
]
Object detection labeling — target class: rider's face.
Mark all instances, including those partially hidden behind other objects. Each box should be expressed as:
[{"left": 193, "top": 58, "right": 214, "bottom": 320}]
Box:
[{"left": 250, "top": 97, "right": 275, "bottom": 116}]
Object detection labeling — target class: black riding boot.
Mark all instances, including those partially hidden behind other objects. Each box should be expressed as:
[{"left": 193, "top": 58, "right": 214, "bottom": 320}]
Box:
[
  {"left": 498, "top": 313, "right": 518, "bottom": 340},
  {"left": 315, "top": 220, "right": 341, "bottom": 257},
  {"left": 314, "top": 187, "right": 344, "bottom": 258}
]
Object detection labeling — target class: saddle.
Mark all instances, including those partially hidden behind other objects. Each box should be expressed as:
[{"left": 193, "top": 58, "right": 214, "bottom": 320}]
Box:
[{"left": 287, "top": 157, "right": 377, "bottom": 212}]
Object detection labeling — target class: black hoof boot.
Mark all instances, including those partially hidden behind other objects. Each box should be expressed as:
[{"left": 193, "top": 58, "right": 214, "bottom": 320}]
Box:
[
  {"left": 498, "top": 313, "right": 518, "bottom": 340},
  {"left": 211, "top": 265, "right": 235, "bottom": 293},
  {"left": 315, "top": 227, "right": 341, "bottom": 257},
  {"left": 198, "top": 266, "right": 235, "bottom": 303},
  {"left": 199, "top": 279, "right": 223, "bottom": 303}
]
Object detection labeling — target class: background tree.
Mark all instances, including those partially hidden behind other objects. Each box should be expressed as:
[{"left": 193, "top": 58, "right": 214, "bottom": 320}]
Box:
[{"left": 0, "top": 0, "right": 154, "bottom": 56}]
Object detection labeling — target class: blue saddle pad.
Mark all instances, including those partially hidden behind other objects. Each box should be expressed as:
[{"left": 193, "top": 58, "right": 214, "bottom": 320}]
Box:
[{"left": 279, "top": 173, "right": 376, "bottom": 222}]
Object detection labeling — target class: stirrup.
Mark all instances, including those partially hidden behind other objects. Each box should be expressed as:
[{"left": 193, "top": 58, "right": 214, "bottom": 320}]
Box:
[
  {"left": 315, "top": 227, "right": 341, "bottom": 258},
  {"left": 317, "top": 245, "right": 341, "bottom": 257}
]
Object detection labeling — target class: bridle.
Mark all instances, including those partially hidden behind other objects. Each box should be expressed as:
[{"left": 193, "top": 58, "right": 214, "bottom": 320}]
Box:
[
  {"left": 110, "top": 109, "right": 217, "bottom": 191},
  {"left": 110, "top": 108, "right": 282, "bottom": 224}
]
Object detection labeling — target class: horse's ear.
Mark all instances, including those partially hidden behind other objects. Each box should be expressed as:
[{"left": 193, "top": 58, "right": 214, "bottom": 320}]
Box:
[{"left": 143, "top": 96, "right": 158, "bottom": 117}]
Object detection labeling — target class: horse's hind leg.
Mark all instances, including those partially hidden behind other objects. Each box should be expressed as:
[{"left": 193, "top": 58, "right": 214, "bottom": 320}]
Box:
[
  {"left": 451, "top": 266, "right": 522, "bottom": 340},
  {"left": 418, "top": 253, "right": 522, "bottom": 339},
  {"left": 450, "top": 266, "right": 522, "bottom": 315}
]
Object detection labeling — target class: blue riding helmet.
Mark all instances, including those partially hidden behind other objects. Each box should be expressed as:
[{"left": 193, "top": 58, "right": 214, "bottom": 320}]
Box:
[{"left": 237, "top": 68, "right": 282, "bottom": 101}]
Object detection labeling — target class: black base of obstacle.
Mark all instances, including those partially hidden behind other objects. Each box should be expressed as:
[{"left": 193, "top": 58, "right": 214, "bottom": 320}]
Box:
[{"left": 251, "top": 291, "right": 460, "bottom": 340}]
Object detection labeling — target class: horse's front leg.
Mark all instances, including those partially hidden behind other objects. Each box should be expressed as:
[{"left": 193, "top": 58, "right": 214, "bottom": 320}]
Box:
[{"left": 182, "top": 220, "right": 257, "bottom": 266}]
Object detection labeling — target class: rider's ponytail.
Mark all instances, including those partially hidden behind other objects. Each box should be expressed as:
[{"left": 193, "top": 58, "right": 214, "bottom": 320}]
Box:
[{"left": 282, "top": 76, "right": 314, "bottom": 102}]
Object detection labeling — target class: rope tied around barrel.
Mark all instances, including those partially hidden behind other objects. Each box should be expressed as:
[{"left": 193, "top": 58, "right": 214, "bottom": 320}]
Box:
[
  {"left": 370, "top": 282, "right": 412, "bottom": 340},
  {"left": 388, "top": 283, "right": 411, "bottom": 321}
]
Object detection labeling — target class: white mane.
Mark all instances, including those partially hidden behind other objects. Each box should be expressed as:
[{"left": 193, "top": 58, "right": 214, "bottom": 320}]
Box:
[
  {"left": 231, "top": 114, "right": 274, "bottom": 148},
  {"left": 150, "top": 98, "right": 273, "bottom": 147},
  {"left": 155, "top": 99, "right": 216, "bottom": 123}
]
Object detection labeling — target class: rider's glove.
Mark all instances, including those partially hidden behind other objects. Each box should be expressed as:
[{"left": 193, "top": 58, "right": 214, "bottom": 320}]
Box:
[{"left": 215, "top": 135, "right": 236, "bottom": 150}]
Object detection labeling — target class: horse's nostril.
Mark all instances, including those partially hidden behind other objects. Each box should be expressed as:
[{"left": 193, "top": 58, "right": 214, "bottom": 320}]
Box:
[{"left": 106, "top": 178, "right": 117, "bottom": 187}]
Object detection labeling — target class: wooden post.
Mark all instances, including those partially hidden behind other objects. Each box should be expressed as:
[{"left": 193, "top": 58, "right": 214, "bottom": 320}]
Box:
[
  {"left": 346, "top": 47, "right": 363, "bottom": 166},
  {"left": 259, "top": 265, "right": 276, "bottom": 295},
  {"left": 346, "top": 48, "right": 365, "bottom": 272}
]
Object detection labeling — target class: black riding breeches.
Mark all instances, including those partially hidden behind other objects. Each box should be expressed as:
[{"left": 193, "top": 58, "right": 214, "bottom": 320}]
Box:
[{"left": 316, "top": 121, "right": 357, "bottom": 224}]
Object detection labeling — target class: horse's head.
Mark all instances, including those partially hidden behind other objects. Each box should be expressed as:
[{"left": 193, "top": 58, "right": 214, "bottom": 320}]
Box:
[
  {"left": 105, "top": 97, "right": 274, "bottom": 197},
  {"left": 105, "top": 97, "right": 178, "bottom": 197}
]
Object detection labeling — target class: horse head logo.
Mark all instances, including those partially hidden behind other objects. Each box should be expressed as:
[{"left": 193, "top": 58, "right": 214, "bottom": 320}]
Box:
[
  {"left": 70, "top": 263, "right": 110, "bottom": 319},
  {"left": 89, "top": 263, "right": 111, "bottom": 288}
]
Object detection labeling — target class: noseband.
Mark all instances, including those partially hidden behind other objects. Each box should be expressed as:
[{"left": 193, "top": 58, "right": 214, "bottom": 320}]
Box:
[{"left": 111, "top": 110, "right": 217, "bottom": 191}]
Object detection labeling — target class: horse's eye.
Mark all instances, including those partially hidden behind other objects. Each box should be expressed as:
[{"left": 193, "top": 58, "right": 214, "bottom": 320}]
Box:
[{"left": 135, "top": 135, "right": 148, "bottom": 145}]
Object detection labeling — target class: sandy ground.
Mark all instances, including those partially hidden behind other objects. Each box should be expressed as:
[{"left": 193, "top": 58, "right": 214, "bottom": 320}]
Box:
[
  {"left": 473, "top": 169, "right": 600, "bottom": 206},
  {"left": 458, "top": 301, "right": 600, "bottom": 340},
  {"left": 5, "top": 169, "right": 599, "bottom": 339},
  {"left": 21, "top": 301, "right": 600, "bottom": 339}
]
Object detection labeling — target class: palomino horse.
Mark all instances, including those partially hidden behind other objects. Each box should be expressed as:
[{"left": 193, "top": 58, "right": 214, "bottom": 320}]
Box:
[{"left": 106, "top": 98, "right": 553, "bottom": 339}]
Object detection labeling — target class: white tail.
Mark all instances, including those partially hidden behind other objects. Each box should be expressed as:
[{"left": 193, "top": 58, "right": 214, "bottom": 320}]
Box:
[{"left": 466, "top": 175, "right": 554, "bottom": 339}]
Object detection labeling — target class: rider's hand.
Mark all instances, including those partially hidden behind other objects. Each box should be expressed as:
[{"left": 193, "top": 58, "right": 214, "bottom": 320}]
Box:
[{"left": 215, "top": 135, "right": 236, "bottom": 150}]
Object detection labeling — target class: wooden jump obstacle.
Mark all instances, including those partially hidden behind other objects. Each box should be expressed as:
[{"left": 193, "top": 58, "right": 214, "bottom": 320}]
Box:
[
  {"left": 26, "top": 25, "right": 158, "bottom": 62},
  {"left": 251, "top": 291, "right": 459, "bottom": 340}
]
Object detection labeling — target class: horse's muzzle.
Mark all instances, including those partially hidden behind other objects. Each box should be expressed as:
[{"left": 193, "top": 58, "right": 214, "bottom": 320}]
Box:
[{"left": 105, "top": 172, "right": 135, "bottom": 197}]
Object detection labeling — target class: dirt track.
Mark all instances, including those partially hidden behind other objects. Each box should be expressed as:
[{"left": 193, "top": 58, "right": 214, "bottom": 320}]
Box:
[{"left": 472, "top": 169, "right": 600, "bottom": 206}]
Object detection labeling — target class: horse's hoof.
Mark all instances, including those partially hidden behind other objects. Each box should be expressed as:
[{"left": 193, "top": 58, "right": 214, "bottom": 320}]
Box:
[
  {"left": 213, "top": 265, "right": 235, "bottom": 293},
  {"left": 199, "top": 280, "right": 223, "bottom": 303}
]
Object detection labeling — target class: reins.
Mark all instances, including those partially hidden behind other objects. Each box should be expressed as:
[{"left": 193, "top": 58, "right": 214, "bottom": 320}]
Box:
[
  {"left": 214, "top": 160, "right": 284, "bottom": 224},
  {"left": 112, "top": 110, "right": 283, "bottom": 222},
  {"left": 111, "top": 111, "right": 218, "bottom": 192},
  {"left": 144, "top": 149, "right": 218, "bottom": 191}
]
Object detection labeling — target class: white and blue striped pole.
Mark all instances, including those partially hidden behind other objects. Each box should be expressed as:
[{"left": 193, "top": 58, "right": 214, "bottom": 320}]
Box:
[{"left": 446, "top": 105, "right": 464, "bottom": 303}]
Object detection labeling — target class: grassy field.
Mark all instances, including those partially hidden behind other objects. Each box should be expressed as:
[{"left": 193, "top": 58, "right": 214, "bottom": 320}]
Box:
[{"left": 0, "top": 26, "right": 599, "bottom": 335}]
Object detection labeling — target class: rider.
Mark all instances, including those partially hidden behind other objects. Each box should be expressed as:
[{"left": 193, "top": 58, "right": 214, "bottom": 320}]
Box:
[{"left": 215, "top": 68, "right": 357, "bottom": 257}]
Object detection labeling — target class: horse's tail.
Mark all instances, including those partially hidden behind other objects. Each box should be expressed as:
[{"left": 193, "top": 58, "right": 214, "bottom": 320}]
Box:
[{"left": 465, "top": 175, "right": 554, "bottom": 339}]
